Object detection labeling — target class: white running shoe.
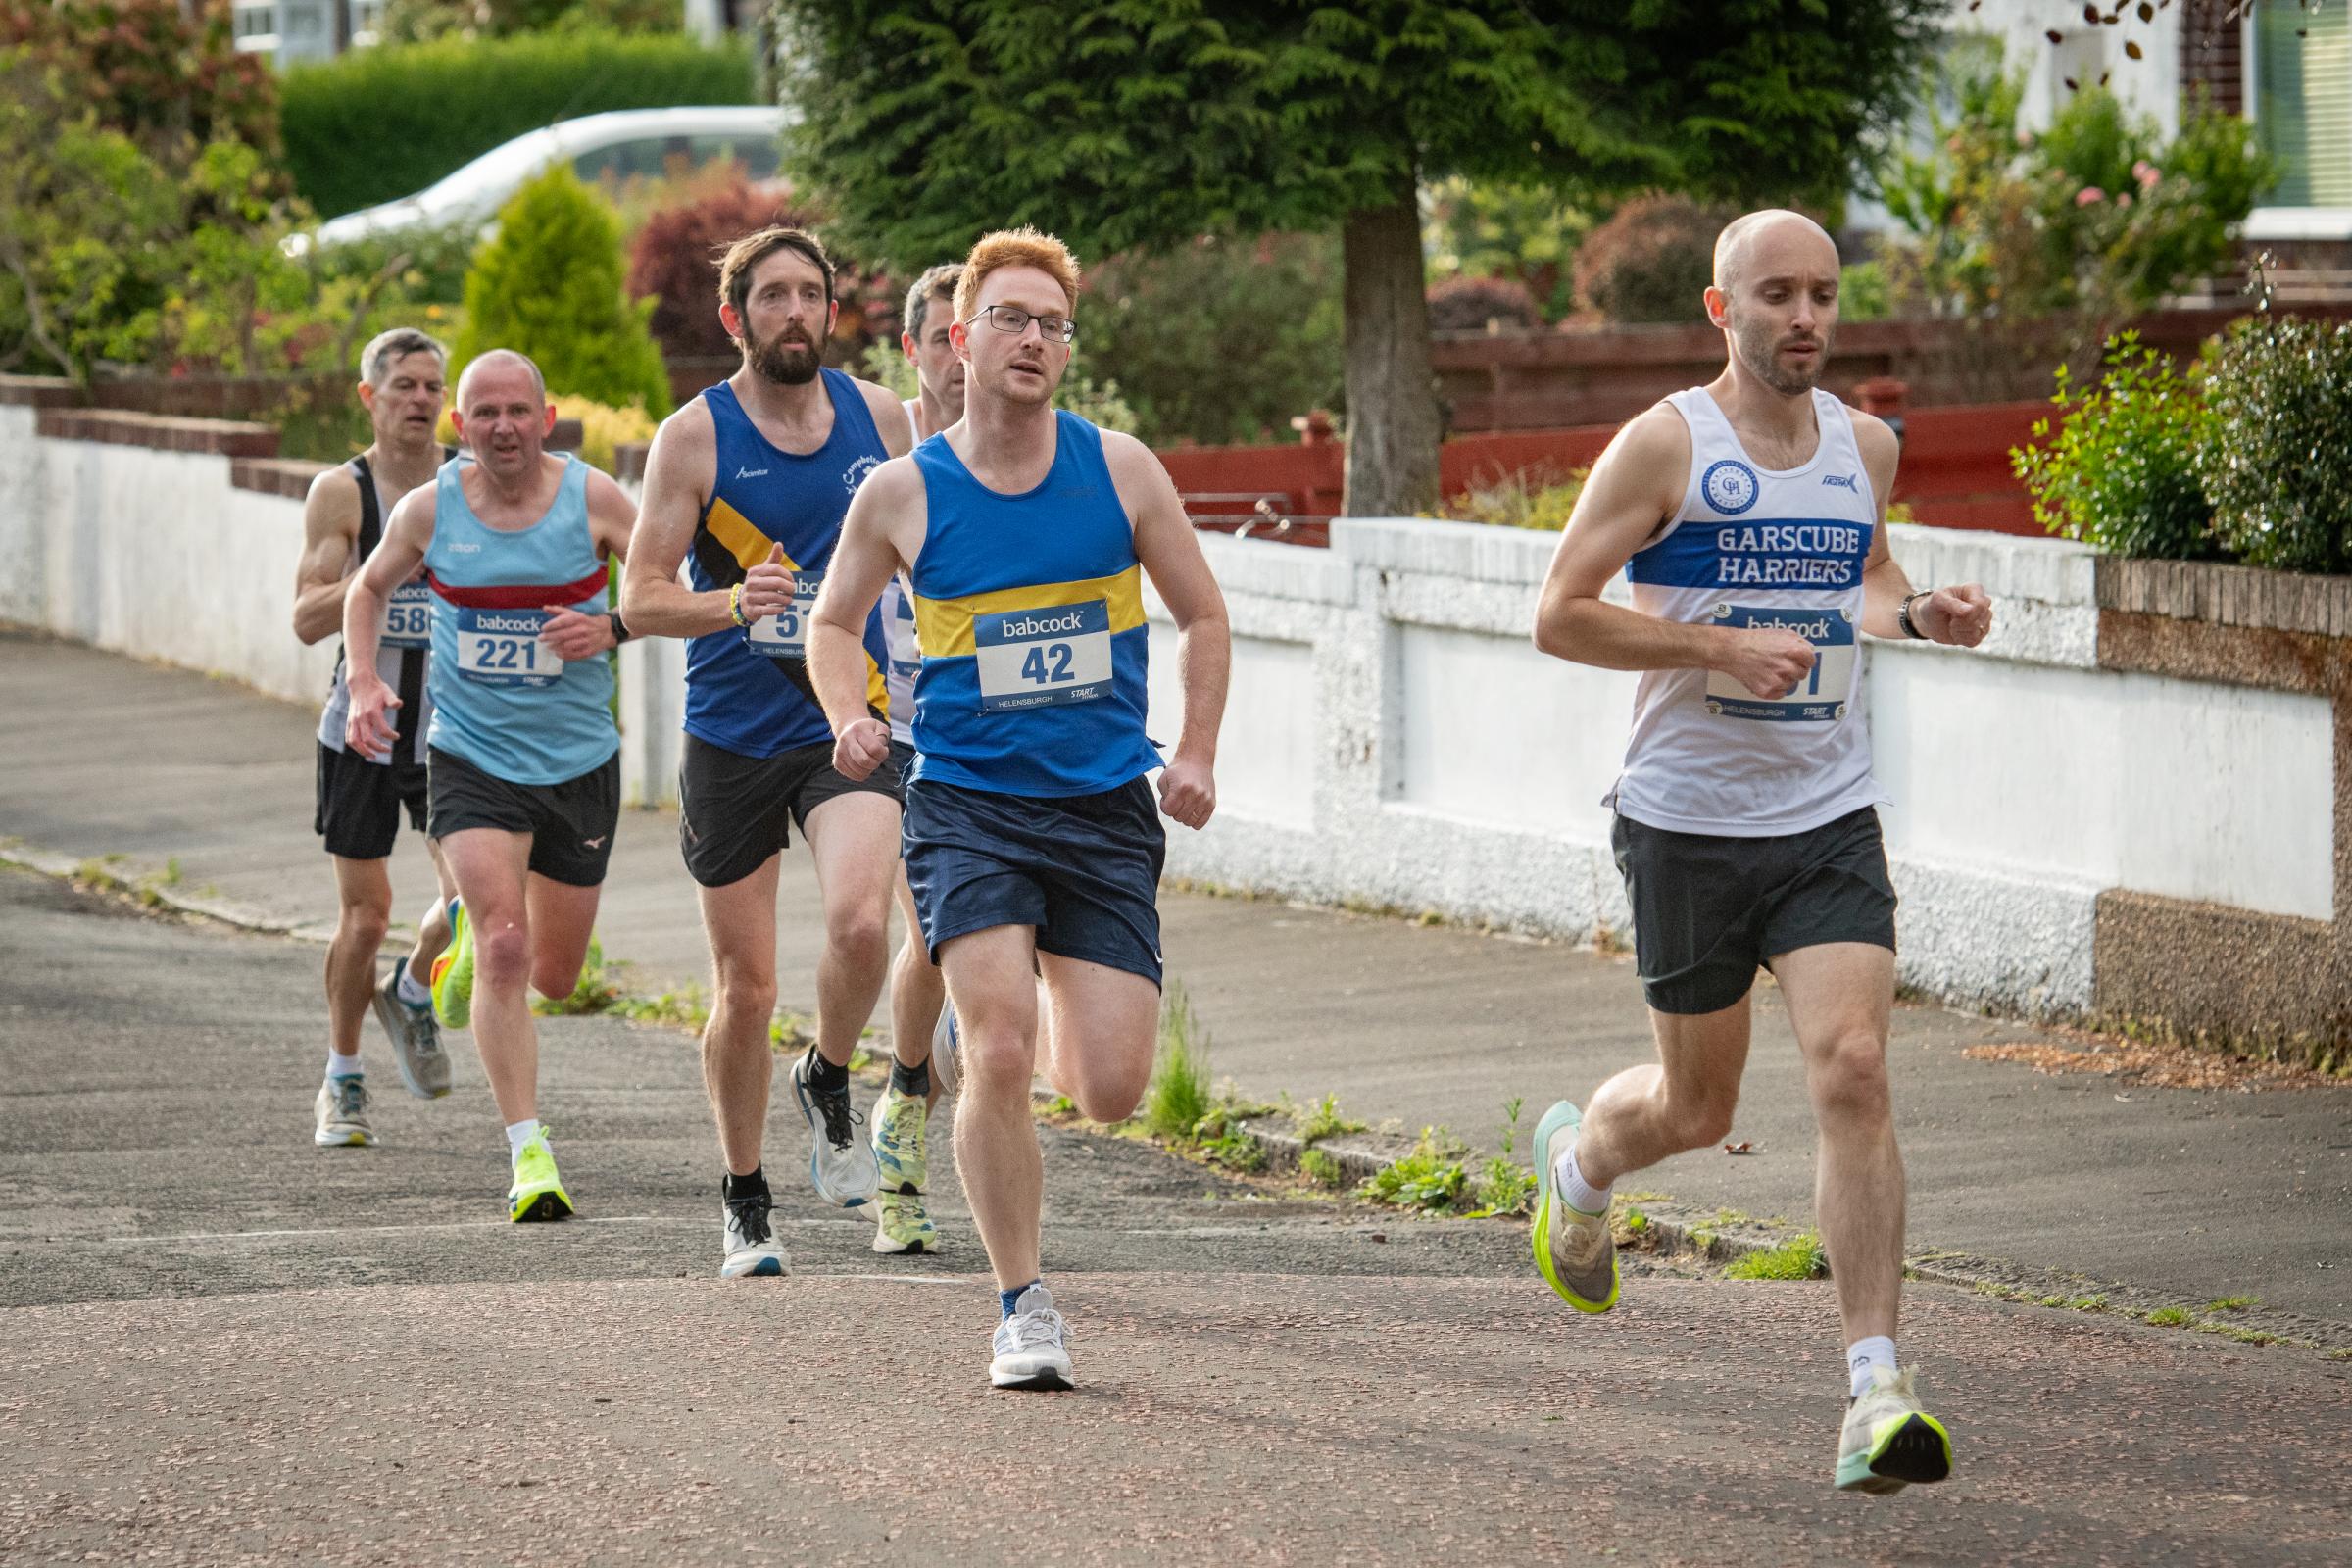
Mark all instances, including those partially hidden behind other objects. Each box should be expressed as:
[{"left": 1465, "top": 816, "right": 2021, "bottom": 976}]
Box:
[
  {"left": 990, "top": 1284, "right": 1073, "bottom": 1391},
  {"left": 790, "top": 1046, "right": 880, "bottom": 1209},
  {"left": 719, "top": 1187, "right": 789, "bottom": 1278},
  {"left": 313, "top": 1076, "right": 374, "bottom": 1148},
  {"left": 371, "top": 965, "right": 451, "bottom": 1100}
]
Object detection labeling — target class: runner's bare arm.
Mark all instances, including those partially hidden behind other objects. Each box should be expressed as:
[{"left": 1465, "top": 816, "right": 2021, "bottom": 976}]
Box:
[
  {"left": 1852, "top": 413, "right": 1992, "bottom": 647},
  {"left": 539, "top": 470, "right": 639, "bottom": 661},
  {"left": 342, "top": 488, "right": 435, "bottom": 758},
  {"left": 618, "top": 402, "right": 743, "bottom": 639},
  {"left": 808, "top": 456, "right": 922, "bottom": 782},
  {"left": 1109, "top": 432, "right": 1227, "bottom": 831},
  {"left": 1533, "top": 406, "right": 1816, "bottom": 699},
  {"left": 291, "top": 466, "right": 363, "bottom": 645}
]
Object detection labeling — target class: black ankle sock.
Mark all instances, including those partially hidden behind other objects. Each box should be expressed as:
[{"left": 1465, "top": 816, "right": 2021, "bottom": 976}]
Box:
[
  {"left": 805, "top": 1048, "right": 849, "bottom": 1094},
  {"left": 892, "top": 1056, "right": 931, "bottom": 1097},
  {"left": 723, "top": 1166, "right": 767, "bottom": 1200}
]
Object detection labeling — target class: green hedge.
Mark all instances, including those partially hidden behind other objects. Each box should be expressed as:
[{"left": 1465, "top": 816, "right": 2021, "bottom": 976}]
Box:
[{"left": 281, "top": 29, "right": 755, "bottom": 219}]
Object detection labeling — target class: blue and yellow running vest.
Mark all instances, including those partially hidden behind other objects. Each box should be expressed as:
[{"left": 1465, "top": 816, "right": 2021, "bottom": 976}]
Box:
[
  {"left": 422, "top": 455, "right": 616, "bottom": 786},
  {"left": 907, "top": 412, "right": 1157, "bottom": 797},
  {"left": 684, "top": 370, "right": 892, "bottom": 759}
]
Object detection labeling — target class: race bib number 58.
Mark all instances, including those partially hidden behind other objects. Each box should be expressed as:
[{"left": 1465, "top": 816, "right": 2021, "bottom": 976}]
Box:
[
  {"left": 454, "top": 608, "right": 561, "bottom": 688},
  {"left": 975, "top": 600, "right": 1112, "bottom": 712},
  {"left": 1703, "top": 604, "right": 1856, "bottom": 721},
  {"left": 382, "top": 580, "right": 434, "bottom": 651},
  {"left": 745, "top": 570, "right": 818, "bottom": 661}
]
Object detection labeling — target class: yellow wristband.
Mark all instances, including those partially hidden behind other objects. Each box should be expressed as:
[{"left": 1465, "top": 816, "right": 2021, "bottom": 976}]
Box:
[{"left": 729, "top": 582, "right": 748, "bottom": 628}]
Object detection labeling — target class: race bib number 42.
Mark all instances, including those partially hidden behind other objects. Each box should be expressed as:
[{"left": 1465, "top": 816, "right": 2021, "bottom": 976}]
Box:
[
  {"left": 745, "top": 570, "right": 818, "bottom": 661},
  {"left": 1703, "top": 604, "right": 1856, "bottom": 722},
  {"left": 454, "top": 608, "right": 561, "bottom": 688},
  {"left": 974, "top": 600, "right": 1112, "bottom": 712},
  {"left": 382, "top": 580, "right": 434, "bottom": 651}
]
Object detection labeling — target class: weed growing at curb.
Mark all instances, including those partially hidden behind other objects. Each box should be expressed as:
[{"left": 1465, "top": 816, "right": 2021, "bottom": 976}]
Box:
[
  {"left": 617, "top": 983, "right": 711, "bottom": 1033},
  {"left": 2144, "top": 1305, "right": 2192, "bottom": 1326},
  {"left": 533, "top": 935, "right": 621, "bottom": 1016},
  {"left": 1724, "top": 1231, "right": 1829, "bottom": 1281},
  {"left": 1359, "top": 1127, "right": 1470, "bottom": 1212},
  {"left": 2203, "top": 1296, "right": 2259, "bottom": 1314},
  {"left": 1295, "top": 1093, "right": 1366, "bottom": 1146},
  {"left": 1143, "top": 982, "right": 1213, "bottom": 1142},
  {"left": 1298, "top": 1148, "right": 1348, "bottom": 1188},
  {"left": 1470, "top": 1097, "right": 1537, "bottom": 1217}
]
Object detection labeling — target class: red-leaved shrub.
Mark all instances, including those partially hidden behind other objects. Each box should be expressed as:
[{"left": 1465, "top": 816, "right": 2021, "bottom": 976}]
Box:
[
  {"left": 1426, "top": 274, "right": 1542, "bottom": 333},
  {"left": 1571, "top": 194, "right": 1732, "bottom": 325}
]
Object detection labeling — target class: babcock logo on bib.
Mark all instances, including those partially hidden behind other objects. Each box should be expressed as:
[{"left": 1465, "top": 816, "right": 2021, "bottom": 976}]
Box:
[
  {"left": 469, "top": 612, "right": 544, "bottom": 634},
  {"left": 998, "top": 610, "right": 1089, "bottom": 638},
  {"left": 1701, "top": 459, "right": 1760, "bottom": 514}
]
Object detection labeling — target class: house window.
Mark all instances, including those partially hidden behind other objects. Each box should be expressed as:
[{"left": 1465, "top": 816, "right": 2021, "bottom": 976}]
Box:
[
  {"left": 232, "top": 2, "right": 277, "bottom": 43},
  {"left": 2255, "top": 0, "right": 2352, "bottom": 206}
]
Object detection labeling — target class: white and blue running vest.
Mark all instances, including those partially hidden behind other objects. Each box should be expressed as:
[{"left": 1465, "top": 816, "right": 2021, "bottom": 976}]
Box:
[
  {"left": 878, "top": 398, "right": 923, "bottom": 746},
  {"left": 1606, "top": 387, "right": 1886, "bottom": 838}
]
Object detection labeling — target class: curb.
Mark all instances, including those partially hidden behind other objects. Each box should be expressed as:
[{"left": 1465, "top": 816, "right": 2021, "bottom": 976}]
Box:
[{"left": 1, "top": 841, "right": 330, "bottom": 942}]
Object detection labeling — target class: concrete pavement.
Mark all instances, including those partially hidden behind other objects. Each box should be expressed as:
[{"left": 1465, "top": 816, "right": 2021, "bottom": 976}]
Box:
[
  {"left": 2, "top": 627, "right": 2347, "bottom": 1326},
  {"left": 5, "top": 868, "right": 2349, "bottom": 1566}
]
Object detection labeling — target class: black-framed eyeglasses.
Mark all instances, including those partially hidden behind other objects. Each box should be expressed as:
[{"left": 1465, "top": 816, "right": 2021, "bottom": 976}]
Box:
[{"left": 966, "top": 303, "right": 1076, "bottom": 345}]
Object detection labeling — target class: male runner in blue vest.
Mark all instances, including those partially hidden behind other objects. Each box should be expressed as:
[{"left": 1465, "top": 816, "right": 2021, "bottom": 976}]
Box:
[
  {"left": 292, "top": 328, "right": 460, "bottom": 1146},
  {"left": 620, "top": 227, "right": 911, "bottom": 1278},
  {"left": 1530, "top": 210, "right": 1992, "bottom": 1493},
  {"left": 808, "top": 228, "right": 1231, "bottom": 1390},
  {"left": 345, "top": 349, "right": 638, "bottom": 1222}
]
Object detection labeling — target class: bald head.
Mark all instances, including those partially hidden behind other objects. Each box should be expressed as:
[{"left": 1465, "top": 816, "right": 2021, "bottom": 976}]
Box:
[
  {"left": 1712, "top": 210, "right": 1838, "bottom": 295},
  {"left": 457, "top": 349, "right": 547, "bottom": 413}
]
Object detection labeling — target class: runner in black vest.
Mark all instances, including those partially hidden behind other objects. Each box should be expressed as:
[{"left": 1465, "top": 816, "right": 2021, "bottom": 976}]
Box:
[{"left": 291, "top": 327, "right": 461, "bottom": 1148}]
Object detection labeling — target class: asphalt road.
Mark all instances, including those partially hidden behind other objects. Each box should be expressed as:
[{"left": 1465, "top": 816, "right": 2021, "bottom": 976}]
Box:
[{"left": 3, "top": 869, "right": 2348, "bottom": 1566}]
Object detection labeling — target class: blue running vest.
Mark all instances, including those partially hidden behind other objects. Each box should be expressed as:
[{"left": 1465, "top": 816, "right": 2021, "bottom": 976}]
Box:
[
  {"left": 684, "top": 371, "right": 892, "bottom": 759},
  {"left": 422, "top": 456, "right": 616, "bottom": 786},
  {"left": 907, "top": 412, "right": 1157, "bottom": 797}
]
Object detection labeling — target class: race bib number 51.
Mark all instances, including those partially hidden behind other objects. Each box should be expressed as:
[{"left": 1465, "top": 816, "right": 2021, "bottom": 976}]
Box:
[
  {"left": 454, "top": 608, "right": 561, "bottom": 688},
  {"left": 745, "top": 570, "right": 818, "bottom": 661},
  {"left": 382, "top": 580, "right": 434, "bottom": 651},
  {"left": 1703, "top": 604, "right": 1856, "bottom": 721},
  {"left": 975, "top": 600, "right": 1112, "bottom": 712}
]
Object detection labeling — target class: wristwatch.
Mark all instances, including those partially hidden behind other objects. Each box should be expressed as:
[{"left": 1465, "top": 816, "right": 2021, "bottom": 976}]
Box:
[
  {"left": 1895, "top": 591, "right": 1929, "bottom": 641},
  {"left": 607, "top": 609, "right": 631, "bottom": 646}
]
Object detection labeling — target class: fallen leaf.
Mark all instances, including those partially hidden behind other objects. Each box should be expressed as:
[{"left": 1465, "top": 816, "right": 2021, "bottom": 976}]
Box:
[{"left": 1722, "top": 1141, "right": 1753, "bottom": 1155}]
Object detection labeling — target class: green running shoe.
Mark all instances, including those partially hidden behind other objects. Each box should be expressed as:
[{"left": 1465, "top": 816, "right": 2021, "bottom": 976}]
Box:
[
  {"left": 430, "top": 898, "right": 473, "bottom": 1031},
  {"left": 872, "top": 1187, "right": 939, "bottom": 1254},
  {"left": 869, "top": 1083, "right": 928, "bottom": 1194},
  {"left": 1531, "top": 1100, "right": 1619, "bottom": 1314},
  {"left": 1836, "top": 1368, "right": 1952, "bottom": 1494},
  {"left": 506, "top": 1127, "right": 573, "bottom": 1224}
]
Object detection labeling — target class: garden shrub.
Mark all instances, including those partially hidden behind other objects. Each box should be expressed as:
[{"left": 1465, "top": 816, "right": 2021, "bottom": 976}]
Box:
[
  {"left": 2196, "top": 317, "right": 2352, "bottom": 575},
  {"left": 280, "top": 28, "right": 755, "bottom": 219},
  {"left": 2011, "top": 331, "right": 2219, "bottom": 561},
  {"left": 1571, "top": 194, "right": 1729, "bottom": 325},
  {"left": 1443, "top": 466, "right": 1589, "bottom": 531},
  {"left": 455, "top": 165, "right": 671, "bottom": 416},
  {"left": 1425, "top": 274, "right": 1540, "bottom": 333}
]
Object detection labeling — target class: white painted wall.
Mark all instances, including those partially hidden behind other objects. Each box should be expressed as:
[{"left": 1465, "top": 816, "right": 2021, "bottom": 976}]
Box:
[
  {"left": 1956, "top": 0, "right": 2185, "bottom": 140},
  {"left": 2, "top": 422, "right": 2333, "bottom": 1021}
]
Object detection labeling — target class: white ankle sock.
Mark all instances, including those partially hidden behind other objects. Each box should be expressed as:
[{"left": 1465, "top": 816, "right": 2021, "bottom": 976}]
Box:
[
  {"left": 505, "top": 1118, "right": 542, "bottom": 1157},
  {"left": 1550, "top": 1142, "right": 1610, "bottom": 1216},
  {"left": 325, "top": 1050, "right": 364, "bottom": 1080},
  {"left": 1846, "top": 1336, "right": 1898, "bottom": 1397},
  {"left": 396, "top": 962, "right": 431, "bottom": 1006}
]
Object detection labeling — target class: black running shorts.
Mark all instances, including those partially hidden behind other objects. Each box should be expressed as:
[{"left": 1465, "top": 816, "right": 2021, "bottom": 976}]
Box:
[
  {"left": 677, "top": 733, "right": 905, "bottom": 889},
  {"left": 1611, "top": 805, "right": 1897, "bottom": 1016},
  {"left": 904, "top": 774, "right": 1165, "bottom": 986},
  {"left": 316, "top": 741, "right": 428, "bottom": 861},
  {"left": 426, "top": 746, "right": 620, "bottom": 887}
]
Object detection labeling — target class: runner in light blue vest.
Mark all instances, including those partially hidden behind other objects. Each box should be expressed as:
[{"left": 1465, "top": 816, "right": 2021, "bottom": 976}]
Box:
[
  {"left": 806, "top": 229, "right": 1231, "bottom": 1393},
  {"left": 344, "top": 349, "right": 639, "bottom": 1228}
]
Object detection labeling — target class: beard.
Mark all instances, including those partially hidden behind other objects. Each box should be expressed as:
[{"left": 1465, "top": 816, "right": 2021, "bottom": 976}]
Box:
[
  {"left": 746, "top": 319, "right": 824, "bottom": 386},
  {"left": 1733, "top": 311, "right": 1831, "bottom": 396}
]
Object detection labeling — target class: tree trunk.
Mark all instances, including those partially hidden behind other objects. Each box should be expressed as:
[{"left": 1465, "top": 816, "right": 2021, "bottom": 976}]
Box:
[{"left": 1340, "top": 177, "right": 1442, "bottom": 518}]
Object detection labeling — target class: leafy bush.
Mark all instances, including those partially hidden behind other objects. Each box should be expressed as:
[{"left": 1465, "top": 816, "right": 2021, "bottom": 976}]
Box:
[
  {"left": 1571, "top": 194, "right": 1729, "bottom": 325},
  {"left": 1838, "top": 260, "right": 1891, "bottom": 322},
  {"left": 382, "top": 0, "right": 685, "bottom": 42},
  {"left": 1425, "top": 274, "right": 1540, "bottom": 333},
  {"left": 1078, "top": 233, "right": 1342, "bottom": 446},
  {"left": 1443, "top": 466, "right": 1589, "bottom": 530},
  {"left": 2196, "top": 317, "right": 2352, "bottom": 575},
  {"left": 555, "top": 395, "right": 658, "bottom": 475},
  {"left": 2012, "top": 331, "right": 2220, "bottom": 561},
  {"left": 624, "top": 174, "right": 898, "bottom": 368},
  {"left": 1422, "top": 175, "right": 1591, "bottom": 322},
  {"left": 280, "top": 28, "right": 755, "bottom": 220},
  {"left": 0, "top": 0, "right": 278, "bottom": 163},
  {"left": 311, "top": 220, "right": 482, "bottom": 308},
  {"left": 456, "top": 165, "right": 671, "bottom": 416}
]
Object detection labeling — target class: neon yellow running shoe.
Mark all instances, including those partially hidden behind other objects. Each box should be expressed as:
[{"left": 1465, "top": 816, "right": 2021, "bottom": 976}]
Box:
[
  {"left": 430, "top": 898, "right": 473, "bottom": 1031},
  {"left": 506, "top": 1127, "right": 573, "bottom": 1224},
  {"left": 1531, "top": 1100, "right": 1620, "bottom": 1313},
  {"left": 1836, "top": 1367, "right": 1953, "bottom": 1494},
  {"left": 869, "top": 1083, "right": 928, "bottom": 1194}
]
